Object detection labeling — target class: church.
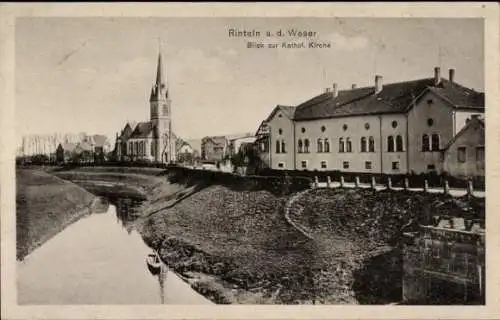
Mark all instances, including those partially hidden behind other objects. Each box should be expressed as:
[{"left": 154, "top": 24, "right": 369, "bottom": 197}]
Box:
[{"left": 114, "top": 48, "right": 176, "bottom": 164}]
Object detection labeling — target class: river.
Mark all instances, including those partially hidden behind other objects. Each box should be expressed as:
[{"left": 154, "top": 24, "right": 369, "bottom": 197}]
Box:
[{"left": 17, "top": 197, "right": 213, "bottom": 305}]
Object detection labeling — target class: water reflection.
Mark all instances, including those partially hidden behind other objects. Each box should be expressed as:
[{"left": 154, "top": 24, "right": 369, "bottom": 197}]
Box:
[
  {"left": 108, "top": 196, "right": 143, "bottom": 234},
  {"left": 17, "top": 196, "right": 211, "bottom": 305}
]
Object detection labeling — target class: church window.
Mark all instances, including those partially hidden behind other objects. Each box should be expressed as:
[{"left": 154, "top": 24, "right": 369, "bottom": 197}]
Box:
[
  {"left": 387, "top": 136, "right": 395, "bottom": 152},
  {"left": 298, "top": 139, "right": 303, "bottom": 153},
  {"left": 151, "top": 142, "right": 155, "bottom": 156}
]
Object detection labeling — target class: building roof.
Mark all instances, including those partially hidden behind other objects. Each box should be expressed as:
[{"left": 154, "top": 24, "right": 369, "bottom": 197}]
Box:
[
  {"left": 202, "top": 135, "right": 227, "bottom": 146},
  {"left": 92, "top": 134, "right": 108, "bottom": 148},
  {"left": 293, "top": 78, "right": 485, "bottom": 121},
  {"left": 442, "top": 116, "right": 485, "bottom": 151},
  {"left": 129, "top": 121, "right": 155, "bottom": 139},
  {"left": 264, "top": 105, "right": 296, "bottom": 122}
]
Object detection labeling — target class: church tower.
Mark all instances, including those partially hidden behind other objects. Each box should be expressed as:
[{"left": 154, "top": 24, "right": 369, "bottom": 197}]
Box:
[{"left": 149, "top": 46, "right": 174, "bottom": 163}]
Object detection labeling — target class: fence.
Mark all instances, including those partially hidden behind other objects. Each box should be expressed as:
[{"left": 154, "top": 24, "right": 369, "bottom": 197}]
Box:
[{"left": 309, "top": 174, "right": 484, "bottom": 198}]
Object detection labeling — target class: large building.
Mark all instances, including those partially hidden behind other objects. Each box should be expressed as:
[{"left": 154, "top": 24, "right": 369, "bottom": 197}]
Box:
[
  {"left": 257, "top": 67, "right": 485, "bottom": 176},
  {"left": 115, "top": 48, "right": 176, "bottom": 163}
]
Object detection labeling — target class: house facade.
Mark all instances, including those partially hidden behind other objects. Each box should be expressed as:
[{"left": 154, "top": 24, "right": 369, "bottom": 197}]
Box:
[
  {"left": 258, "top": 67, "right": 485, "bottom": 176},
  {"left": 201, "top": 136, "right": 228, "bottom": 162},
  {"left": 115, "top": 48, "right": 176, "bottom": 164},
  {"left": 442, "top": 116, "right": 485, "bottom": 178}
]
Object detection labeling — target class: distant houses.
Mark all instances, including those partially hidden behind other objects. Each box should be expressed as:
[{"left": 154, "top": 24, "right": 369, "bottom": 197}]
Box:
[{"left": 54, "top": 134, "right": 112, "bottom": 164}]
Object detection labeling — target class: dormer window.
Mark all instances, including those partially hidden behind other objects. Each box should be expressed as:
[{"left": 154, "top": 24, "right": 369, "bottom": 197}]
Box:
[{"left": 427, "top": 99, "right": 433, "bottom": 105}]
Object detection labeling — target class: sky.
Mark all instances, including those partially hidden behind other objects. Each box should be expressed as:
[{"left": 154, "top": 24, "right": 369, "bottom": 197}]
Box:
[{"left": 15, "top": 17, "right": 483, "bottom": 142}]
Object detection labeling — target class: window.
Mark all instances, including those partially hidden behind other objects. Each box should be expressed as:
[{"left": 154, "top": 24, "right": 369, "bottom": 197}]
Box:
[
  {"left": 346, "top": 138, "right": 352, "bottom": 152},
  {"left": 432, "top": 247, "right": 440, "bottom": 259},
  {"left": 387, "top": 136, "right": 395, "bottom": 152},
  {"left": 476, "top": 146, "right": 485, "bottom": 162},
  {"left": 427, "top": 164, "right": 436, "bottom": 170},
  {"left": 457, "top": 147, "right": 466, "bottom": 163},
  {"left": 278, "top": 114, "right": 282, "bottom": 118},
  {"left": 301, "top": 127, "right": 306, "bottom": 133},
  {"left": 278, "top": 162, "right": 284, "bottom": 168},
  {"left": 163, "top": 105, "right": 168, "bottom": 116},
  {"left": 301, "top": 160, "right": 308, "bottom": 169},
  {"left": 321, "top": 125, "right": 326, "bottom": 132},
  {"left": 365, "top": 161, "right": 372, "bottom": 170},
  {"left": 297, "top": 139, "right": 303, "bottom": 153},
  {"left": 360, "top": 137, "right": 367, "bottom": 152},
  {"left": 304, "top": 139, "right": 310, "bottom": 153},
  {"left": 276, "top": 140, "right": 281, "bottom": 154},
  {"left": 365, "top": 123, "right": 370, "bottom": 130},
  {"left": 317, "top": 138, "right": 323, "bottom": 153},
  {"left": 281, "top": 140, "right": 287, "bottom": 153},
  {"left": 324, "top": 138, "right": 330, "bottom": 153},
  {"left": 422, "top": 134, "right": 430, "bottom": 152},
  {"left": 278, "top": 128, "right": 283, "bottom": 135},
  {"left": 343, "top": 161, "right": 350, "bottom": 169},
  {"left": 151, "top": 142, "right": 155, "bottom": 156},
  {"left": 431, "top": 134, "right": 440, "bottom": 151},
  {"left": 134, "top": 141, "right": 139, "bottom": 155},
  {"left": 342, "top": 124, "right": 348, "bottom": 131},
  {"left": 321, "top": 161, "right": 327, "bottom": 169},
  {"left": 427, "top": 99, "right": 433, "bottom": 105},
  {"left": 392, "top": 161, "right": 400, "bottom": 171},
  {"left": 369, "top": 136, "right": 375, "bottom": 152},
  {"left": 427, "top": 118, "right": 434, "bottom": 127},
  {"left": 392, "top": 120, "right": 398, "bottom": 128},
  {"left": 396, "top": 135, "right": 404, "bottom": 152},
  {"left": 339, "top": 138, "right": 345, "bottom": 153}
]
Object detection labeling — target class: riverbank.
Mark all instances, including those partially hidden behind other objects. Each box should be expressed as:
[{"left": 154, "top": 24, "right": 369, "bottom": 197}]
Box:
[
  {"left": 16, "top": 169, "right": 97, "bottom": 260},
  {"left": 36, "top": 166, "right": 486, "bottom": 304}
]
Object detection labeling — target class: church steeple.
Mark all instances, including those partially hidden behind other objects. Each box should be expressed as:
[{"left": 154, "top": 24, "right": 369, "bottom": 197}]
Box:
[{"left": 150, "top": 42, "right": 168, "bottom": 102}]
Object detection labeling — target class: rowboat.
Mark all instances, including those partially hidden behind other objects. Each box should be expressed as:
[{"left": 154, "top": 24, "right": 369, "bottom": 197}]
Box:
[{"left": 146, "top": 251, "right": 162, "bottom": 275}]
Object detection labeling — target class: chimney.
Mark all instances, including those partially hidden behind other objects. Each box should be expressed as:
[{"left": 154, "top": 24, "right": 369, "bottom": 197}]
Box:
[
  {"left": 351, "top": 84, "right": 357, "bottom": 89},
  {"left": 434, "top": 67, "right": 441, "bottom": 85},
  {"left": 449, "top": 68, "right": 455, "bottom": 83},
  {"left": 375, "top": 75, "right": 383, "bottom": 94},
  {"left": 332, "top": 83, "right": 338, "bottom": 98}
]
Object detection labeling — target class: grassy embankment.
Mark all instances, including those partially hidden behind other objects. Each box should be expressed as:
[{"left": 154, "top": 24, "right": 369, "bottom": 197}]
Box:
[
  {"left": 136, "top": 174, "right": 485, "bottom": 304},
  {"left": 16, "top": 169, "right": 97, "bottom": 260}
]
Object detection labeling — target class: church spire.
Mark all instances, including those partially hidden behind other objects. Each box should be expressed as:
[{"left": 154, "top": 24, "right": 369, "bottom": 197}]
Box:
[{"left": 150, "top": 39, "right": 167, "bottom": 101}]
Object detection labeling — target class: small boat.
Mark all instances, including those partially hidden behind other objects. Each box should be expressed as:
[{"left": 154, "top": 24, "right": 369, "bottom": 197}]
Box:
[{"left": 146, "top": 251, "right": 162, "bottom": 275}]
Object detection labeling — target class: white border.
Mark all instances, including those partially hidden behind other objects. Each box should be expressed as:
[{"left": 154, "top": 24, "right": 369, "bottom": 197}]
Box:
[{"left": 1, "top": 3, "right": 499, "bottom": 319}]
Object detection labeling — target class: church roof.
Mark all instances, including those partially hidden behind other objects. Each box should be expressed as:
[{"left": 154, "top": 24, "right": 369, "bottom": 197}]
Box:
[{"left": 129, "top": 121, "right": 155, "bottom": 139}]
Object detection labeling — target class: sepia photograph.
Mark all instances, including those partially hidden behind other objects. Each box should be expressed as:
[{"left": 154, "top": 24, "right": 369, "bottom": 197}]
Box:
[{"left": 1, "top": 2, "right": 499, "bottom": 320}]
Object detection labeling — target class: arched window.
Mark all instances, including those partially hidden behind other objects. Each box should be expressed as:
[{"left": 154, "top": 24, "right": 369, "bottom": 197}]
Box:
[
  {"left": 396, "top": 135, "right": 404, "bottom": 152},
  {"left": 140, "top": 141, "right": 144, "bottom": 156},
  {"left": 346, "top": 138, "right": 352, "bottom": 153},
  {"left": 298, "top": 139, "right": 303, "bottom": 153},
  {"left": 276, "top": 140, "right": 281, "bottom": 154},
  {"left": 134, "top": 141, "right": 139, "bottom": 155},
  {"left": 368, "top": 136, "right": 375, "bottom": 152},
  {"left": 431, "top": 134, "right": 440, "bottom": 151},
  {"left": 151, "top": 141, "right": 155, "bottom": 156},
  {"left": 324, "top": 138, "right": 330, "bottom": 153},
  {"left": 281, "top": 140, "right": 286, "bottom": 153},
  {"left": 129, "top": 142, "right": 133, "bottom": 155},
  {"left": 304, "top": 139, "right": 310, "bottom": 153},
  {"left": 387, "top": 136, "right": 394, "bottom": 152},
  {"left": 360, "top": 137, "right": 367, "bottom": 152},
  {"left": 422, "top": 134, "right": 430, "bottom": 152},
  {"left": 317, "top": 138, "right": 323, "bottom": 153},
  {"left": 339, "top": 137, "right": 345, "bottom": 153}
]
